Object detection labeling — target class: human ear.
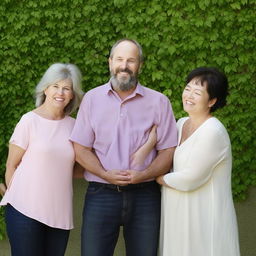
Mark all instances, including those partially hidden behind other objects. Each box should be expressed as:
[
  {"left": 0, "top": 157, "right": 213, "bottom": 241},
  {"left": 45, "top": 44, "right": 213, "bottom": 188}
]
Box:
[
  {"left": 209, "top": 98, "right": 217, "bottom": 107},
  {"left": 108, "top": 57, "right": 112, "bottom": 72}
]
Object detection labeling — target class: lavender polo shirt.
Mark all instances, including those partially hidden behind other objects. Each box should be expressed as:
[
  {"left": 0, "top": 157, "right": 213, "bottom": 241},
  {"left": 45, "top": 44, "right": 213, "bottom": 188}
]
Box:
[{"left": 70, "top": 81, "right": 178, "bottom": 183}]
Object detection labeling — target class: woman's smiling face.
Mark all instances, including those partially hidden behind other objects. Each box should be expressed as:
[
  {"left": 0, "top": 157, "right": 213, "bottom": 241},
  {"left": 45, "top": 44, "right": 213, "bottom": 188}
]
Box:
[
  {"left": 44, "top": 78, "right": 73, "bottom": 110},
  {"left": 182, "top": 78, "right": 216, "bottom": 115}
]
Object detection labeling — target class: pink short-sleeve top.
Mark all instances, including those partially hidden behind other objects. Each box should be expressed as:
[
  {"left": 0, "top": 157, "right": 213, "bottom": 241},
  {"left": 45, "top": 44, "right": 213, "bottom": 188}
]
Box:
[{"left": 0, "top": 111, "right": 75, "bottom": 230}]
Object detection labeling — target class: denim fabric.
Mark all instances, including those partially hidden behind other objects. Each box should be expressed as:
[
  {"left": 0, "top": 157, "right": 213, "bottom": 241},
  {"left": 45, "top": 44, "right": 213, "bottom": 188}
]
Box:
[
  {"left": 81, "top": 182, "right": 161, "bottom": 256},
  {"left": 5, "top": 204, "right": 70, "bottom": 256}
]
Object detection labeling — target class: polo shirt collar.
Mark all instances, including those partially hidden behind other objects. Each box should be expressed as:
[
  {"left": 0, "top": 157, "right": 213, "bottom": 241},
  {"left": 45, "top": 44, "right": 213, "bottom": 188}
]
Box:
[{"left": 105, "top": 80, "right": 144, "bottom": 97}]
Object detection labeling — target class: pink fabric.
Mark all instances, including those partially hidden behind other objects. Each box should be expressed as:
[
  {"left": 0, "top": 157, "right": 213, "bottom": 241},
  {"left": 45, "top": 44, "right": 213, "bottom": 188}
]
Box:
[
  {"left": 0, "top": 112, "right": 75, "bottom": 230},
  {"left": 70, "top": 82, "right": 178, "bottom": 183}
]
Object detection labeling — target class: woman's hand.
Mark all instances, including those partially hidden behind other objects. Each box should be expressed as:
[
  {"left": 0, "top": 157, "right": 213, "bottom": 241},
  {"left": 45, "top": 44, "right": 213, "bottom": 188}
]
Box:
[
  {"left": 0, "top": 183, "right": 6, "bottom": 197},
  {"left": 131, "top": 125, "right": 157, "bottom": 167},
  {"left": 156, "top": 174, "right": 170, "bottom": 187}
]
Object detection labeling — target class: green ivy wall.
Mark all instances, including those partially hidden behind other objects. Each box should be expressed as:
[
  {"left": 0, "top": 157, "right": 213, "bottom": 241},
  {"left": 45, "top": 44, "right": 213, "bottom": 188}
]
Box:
[{"left": 0, "top": 0, "right": 255, "bottom": 239}]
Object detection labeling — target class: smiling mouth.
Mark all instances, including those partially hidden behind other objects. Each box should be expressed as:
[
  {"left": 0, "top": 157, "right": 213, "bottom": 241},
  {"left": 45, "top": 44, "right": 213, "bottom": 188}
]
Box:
[
  {"left": 185, "top": 100, "right": 194, "bottom": 105},
  {"left": 116, "top": 68, "right": 133, "bottom": 75},
  {"left": 118, "top": 71, "right": 130, "bottom": 75},
  {"left": 55, "top": 98, "right": 65, "bottom": 102}
]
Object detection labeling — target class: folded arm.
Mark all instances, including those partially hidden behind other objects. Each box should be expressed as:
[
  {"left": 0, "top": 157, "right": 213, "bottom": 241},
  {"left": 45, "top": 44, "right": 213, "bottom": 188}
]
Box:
[
  {"left": 73, "top": 142, "right": 131, "bottom": 185},
  {"left": 162, "top": 128, "right": 229, "bottom": 191}
]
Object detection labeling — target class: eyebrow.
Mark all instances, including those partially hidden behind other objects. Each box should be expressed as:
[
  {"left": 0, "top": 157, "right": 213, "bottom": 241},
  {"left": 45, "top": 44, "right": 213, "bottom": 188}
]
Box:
[
  {"left": 115, "top": 56, "right": 137, "bottom": 61},
  {"left": 54, "top": 82, "right": 71, "bottom": 87},
  {"left": 186, "top": 84, "right": 204, "bottom": 91}
]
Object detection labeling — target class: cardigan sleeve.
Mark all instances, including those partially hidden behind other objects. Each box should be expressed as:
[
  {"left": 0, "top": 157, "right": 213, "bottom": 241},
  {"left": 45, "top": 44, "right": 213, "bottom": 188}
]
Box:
[{"left": 164, "top": 122, "right": 230, "bottom": 191}]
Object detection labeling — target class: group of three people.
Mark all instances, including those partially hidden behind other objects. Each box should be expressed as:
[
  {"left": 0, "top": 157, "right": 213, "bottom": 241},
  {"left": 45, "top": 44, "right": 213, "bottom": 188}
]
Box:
[{"left": 0, "top": 38, "right": 240, "bottom": 256}]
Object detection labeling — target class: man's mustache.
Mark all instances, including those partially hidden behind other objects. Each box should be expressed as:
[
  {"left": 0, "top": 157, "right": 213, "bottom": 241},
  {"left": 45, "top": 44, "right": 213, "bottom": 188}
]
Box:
[{"left": 116, "top": 68, "right": 133, "bottom": 75}]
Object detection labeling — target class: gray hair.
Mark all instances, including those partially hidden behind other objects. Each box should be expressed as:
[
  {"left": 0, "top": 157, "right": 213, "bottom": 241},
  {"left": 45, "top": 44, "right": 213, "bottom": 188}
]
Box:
[
  {"left": 35, "top": 63, "right": 84, "bottom": 115},
  {"left": 109, "top": 38, "right": 144, "bottom": 63}
]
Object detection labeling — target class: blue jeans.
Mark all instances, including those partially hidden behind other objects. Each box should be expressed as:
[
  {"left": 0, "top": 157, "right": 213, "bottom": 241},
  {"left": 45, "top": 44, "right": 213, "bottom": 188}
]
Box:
[
  {"left": 5, "top": 204, "right": 70, "bottom": 256},
  {"left": 81, "top": 181, "right": 161, "bottom": 256}
]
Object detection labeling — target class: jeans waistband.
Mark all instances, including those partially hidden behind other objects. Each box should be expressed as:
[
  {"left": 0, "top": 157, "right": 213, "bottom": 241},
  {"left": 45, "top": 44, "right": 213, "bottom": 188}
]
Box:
[{"left": 89, "top": 181, "right": 157, "bottom": 192}]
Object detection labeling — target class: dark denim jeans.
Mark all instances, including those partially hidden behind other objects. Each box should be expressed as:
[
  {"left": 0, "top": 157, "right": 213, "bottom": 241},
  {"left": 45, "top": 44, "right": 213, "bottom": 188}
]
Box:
[
  {"left": 81, "top": 181, "right": 161, "bottom": 256},
  {"left": 5, "top": 204, "right": 70, "bottom": 256}
]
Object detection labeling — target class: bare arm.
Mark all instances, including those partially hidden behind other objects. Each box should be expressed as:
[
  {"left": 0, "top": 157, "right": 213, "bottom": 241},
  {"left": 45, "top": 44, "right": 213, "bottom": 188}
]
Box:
[
  {"left": 73, "top": 142, "right": 130, "bottom": 185},
  {"left": 0, "top": 183, "right": 6, "bottom": 196},
  {"left": 5, "top": 144, "right": 26, "bottom": 188},
  {"left": 131, "top": 125, "right": 157, "bottom": 166},
  {"left": 128, "top": 146, "right": 176, "bottom": 184}
]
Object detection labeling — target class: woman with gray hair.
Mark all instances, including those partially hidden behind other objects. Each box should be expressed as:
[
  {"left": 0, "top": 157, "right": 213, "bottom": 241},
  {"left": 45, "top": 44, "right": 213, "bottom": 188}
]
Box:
[{"left": 0, "top": 63, "right": 84, "bottom": 256}]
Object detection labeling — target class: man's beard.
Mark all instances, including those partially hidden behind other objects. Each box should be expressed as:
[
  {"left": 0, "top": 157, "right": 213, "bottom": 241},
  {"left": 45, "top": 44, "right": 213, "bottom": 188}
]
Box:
[{"left": 110, "top": 68, "right": 138, "bottom": 91}]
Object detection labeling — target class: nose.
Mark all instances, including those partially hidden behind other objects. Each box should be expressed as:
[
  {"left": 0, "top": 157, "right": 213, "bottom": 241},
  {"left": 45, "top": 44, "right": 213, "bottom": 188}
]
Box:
[
  {"left": 57, "top": 87, "right": 64, "bottom": 95},
  {"left": 120, "top": 60, "right": 128, "bottom": 69},
  {"left": 188, "top": 91, "right": 194, "bottom": 98}
]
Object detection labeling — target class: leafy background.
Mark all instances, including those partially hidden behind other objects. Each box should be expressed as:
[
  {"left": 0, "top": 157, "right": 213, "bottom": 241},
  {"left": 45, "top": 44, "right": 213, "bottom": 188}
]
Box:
[{"left": 0, "top": 0, "right": 255, "bottom": 239}]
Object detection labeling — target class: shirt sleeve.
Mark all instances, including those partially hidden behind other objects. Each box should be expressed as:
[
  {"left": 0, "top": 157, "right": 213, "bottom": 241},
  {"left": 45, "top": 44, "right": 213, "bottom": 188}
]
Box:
[
  {"left": 156, "top": 95, "right": 178, "bottom": 150},
  {"left": 9, "top": 115, "right": 30, "bottom": 150},
  {"left": 70, "top": 93, "right": 95, "bottom": 147},
  {"left": 163, "top": 125, "right": 230, "bottom": 191}
]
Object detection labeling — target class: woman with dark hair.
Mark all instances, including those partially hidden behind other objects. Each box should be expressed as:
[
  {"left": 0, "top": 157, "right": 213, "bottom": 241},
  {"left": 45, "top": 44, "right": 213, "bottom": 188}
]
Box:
[
  {"left": 0, "top": 63, "right": 84, "bottom": 256},
  {"left": 156, "top": 67, "right": 240, "bottom": 255},
  {"left": 133, "top": 67, "right": 240, "bottom": 255}
]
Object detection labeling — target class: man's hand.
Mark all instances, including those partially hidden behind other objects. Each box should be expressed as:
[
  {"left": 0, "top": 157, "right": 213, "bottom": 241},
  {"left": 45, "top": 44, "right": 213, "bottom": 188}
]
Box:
[
  {"left": 126, "top": 170, "right": 146, "bottom": 184},
  {"left": 103, "top": 170, "right": 131, "bottom": 185}
]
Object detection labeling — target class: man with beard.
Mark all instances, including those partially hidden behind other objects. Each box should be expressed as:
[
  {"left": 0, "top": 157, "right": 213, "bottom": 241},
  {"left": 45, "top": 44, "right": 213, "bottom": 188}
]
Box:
[{"left": 70, "top": 39, "right": 178, "bottom": 256}]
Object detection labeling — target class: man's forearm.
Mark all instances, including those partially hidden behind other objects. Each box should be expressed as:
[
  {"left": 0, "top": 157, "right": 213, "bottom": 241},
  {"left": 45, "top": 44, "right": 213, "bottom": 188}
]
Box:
[
  {"left": 73, "top": 143, "right": 106, "bottom": 179},
  {"left": 129, "top": 147, "right": 175, "bottom": 183},
  {"left": 144, "top": 147, "right": 175, "bottom": 178},
  {"left": 73, "top": 143, "right": 131, "bottom": 185}
]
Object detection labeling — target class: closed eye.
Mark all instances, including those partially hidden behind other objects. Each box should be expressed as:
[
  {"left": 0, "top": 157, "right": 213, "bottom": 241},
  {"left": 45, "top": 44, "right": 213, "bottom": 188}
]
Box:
[{"left": 128, "top": 59, "right": 136, "bottom": 63}]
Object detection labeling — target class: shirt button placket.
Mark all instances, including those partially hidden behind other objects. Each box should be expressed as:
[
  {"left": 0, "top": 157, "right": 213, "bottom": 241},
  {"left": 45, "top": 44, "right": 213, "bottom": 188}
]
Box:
[{"left": 120, "top": 103, "right": 124, "bottom": 118}]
